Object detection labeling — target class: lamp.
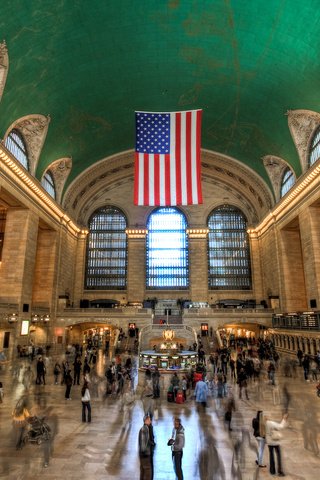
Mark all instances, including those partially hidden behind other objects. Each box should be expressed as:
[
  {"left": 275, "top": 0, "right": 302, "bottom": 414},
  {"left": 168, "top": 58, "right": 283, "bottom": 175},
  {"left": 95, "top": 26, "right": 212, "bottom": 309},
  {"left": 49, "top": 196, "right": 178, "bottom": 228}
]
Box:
[{"left": 7, "top": 313, "right": 18, "bottom": 324}]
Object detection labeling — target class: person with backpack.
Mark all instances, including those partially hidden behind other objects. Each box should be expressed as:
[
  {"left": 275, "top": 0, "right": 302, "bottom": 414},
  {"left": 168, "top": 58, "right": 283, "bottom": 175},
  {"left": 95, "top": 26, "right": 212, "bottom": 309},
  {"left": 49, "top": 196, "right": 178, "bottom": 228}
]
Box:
[{"left": 252, "top": 410, "right": 266, "bottom": 467}]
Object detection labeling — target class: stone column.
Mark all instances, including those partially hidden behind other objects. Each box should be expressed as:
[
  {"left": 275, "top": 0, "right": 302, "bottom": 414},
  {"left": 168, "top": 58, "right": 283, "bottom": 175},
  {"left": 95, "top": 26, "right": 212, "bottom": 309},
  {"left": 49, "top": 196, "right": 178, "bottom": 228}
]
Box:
[
  {"left": 72, "top": 232, "right": 88, "bottom": 307},
  {"left": 299, "top": 207, "right": 320, "bottom": 309},
  {"left": 187, "top": 229, "right": 209, "bottom": 302},
  {"left": 32, "top": 228, "right": 58, "bottom": 309},
  {"left": 127, "top": 229, "right": 147, "bottom": 302},
  {"left": 248, "top": 230, "right": 264, "bottom": 303},
  {"left": 0, "top": 207, "right": 39, "bottom": 307}
]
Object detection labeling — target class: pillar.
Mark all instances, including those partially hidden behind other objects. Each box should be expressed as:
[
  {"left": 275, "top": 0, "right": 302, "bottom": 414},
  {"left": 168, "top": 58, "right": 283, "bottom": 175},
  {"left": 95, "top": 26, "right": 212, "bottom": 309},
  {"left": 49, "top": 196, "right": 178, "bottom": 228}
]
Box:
[
  {"left": 187, "top": 229, "right": 208, "bottom": 302},
  {"left": 127, "top": 229, "right": 147, "bottom": 302},
  {"left": 0, "top": 208, "right": 39, "bottom": 307}
]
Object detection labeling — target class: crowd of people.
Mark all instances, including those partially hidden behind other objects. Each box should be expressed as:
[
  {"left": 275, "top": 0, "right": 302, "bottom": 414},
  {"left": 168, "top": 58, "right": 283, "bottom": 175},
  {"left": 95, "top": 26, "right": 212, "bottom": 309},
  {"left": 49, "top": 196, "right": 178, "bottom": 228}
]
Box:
[{"left": 1, "top": 334, "right": 320, "bottom": 477}]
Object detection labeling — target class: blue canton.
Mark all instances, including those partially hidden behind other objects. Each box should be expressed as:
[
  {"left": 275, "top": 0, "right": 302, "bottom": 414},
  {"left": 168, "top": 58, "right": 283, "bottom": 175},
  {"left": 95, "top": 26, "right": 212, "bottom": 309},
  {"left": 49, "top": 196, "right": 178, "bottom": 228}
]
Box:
[{"left": 135, "top": 112, "right": 170, "bottom": 154}]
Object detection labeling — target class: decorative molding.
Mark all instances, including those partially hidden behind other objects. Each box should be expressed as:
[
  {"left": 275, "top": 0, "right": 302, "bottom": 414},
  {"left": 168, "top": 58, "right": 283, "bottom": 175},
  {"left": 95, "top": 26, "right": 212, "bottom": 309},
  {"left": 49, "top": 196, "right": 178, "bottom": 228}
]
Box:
[
  {"left": 4, "top": 114, "right": 51, "bottom": 175},
  {"left": 262, "top": 155, "right": 295, "bottom": 202},
  {"left": 43, "top": 157, "right": 72, "bottom": 204},
  {"left": 286, "top": 109, "right": 320, "bottom": 173},
  {"left": 249, "top": 158, "right": 320, "bottom": 237},
  {"left": 187, "top": 228, "right": 209, "bottom": 238},
  {"left": 63, "top": 149, "right": 274, "bottom": 228},
  {"left": 0, "top": 144, "right": 86, "bottom": 238},
  {"left": 0, "top": 40, "right": 8, "bottom": 103},
  {"left": 126, "top": 228, "right": 148, "bottom": 239}
]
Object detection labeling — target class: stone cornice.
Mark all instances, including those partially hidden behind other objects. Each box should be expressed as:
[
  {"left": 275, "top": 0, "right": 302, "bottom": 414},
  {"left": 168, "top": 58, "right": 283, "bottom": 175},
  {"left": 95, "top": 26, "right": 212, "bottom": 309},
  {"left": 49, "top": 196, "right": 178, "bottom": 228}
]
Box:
[
  {"left": 0, "top": 144, "right": 87, "bottom": 238},
  {"left": 248, "top": 158, "right": 320, "bottom": 237}
]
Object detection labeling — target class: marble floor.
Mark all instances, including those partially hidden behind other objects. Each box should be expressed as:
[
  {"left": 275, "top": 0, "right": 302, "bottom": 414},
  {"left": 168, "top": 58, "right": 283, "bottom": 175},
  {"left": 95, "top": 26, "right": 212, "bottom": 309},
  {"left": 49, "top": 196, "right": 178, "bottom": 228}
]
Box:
[{"left": 0, "top": 353, "right": 319, "bottom": 480}]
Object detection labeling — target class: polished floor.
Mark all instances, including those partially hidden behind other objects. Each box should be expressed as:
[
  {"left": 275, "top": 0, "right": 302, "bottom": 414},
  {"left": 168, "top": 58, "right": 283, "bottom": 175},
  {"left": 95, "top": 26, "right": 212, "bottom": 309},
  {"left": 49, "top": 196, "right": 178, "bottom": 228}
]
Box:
[{"left": 0, "top": 352, "right": 319, "bottom": 480}]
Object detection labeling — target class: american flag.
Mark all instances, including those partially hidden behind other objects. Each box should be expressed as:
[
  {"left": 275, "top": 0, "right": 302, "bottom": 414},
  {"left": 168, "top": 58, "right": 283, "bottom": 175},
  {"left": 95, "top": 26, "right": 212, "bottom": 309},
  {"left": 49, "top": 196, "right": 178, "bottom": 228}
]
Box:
[{"left": 134, "top": 109, "right": 202, "bottom": 206}]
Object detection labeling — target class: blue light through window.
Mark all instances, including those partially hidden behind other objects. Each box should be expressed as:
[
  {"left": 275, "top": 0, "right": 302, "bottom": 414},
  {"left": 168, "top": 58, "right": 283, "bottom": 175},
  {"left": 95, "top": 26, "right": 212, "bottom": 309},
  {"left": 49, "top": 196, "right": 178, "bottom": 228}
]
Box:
[{"left": 146, "top": 207, "right": 188, "bottom": 289}]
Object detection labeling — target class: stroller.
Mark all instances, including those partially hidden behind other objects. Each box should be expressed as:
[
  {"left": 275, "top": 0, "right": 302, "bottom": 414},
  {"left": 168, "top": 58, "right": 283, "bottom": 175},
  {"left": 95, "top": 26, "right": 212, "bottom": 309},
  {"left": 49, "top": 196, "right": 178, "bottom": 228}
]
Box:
[{"left": 23, "top": 416, "right": 51, "bottom": 445}]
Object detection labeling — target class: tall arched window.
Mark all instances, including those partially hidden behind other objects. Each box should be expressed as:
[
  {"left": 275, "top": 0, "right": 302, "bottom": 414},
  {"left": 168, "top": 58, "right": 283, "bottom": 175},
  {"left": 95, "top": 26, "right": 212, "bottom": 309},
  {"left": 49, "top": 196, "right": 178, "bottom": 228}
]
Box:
[
  {"left": 309, "top": 126, "right": 320, "bottom": 167},
  {"left": 41, "top": 171, "right": 56, "bottom": 199},
  {"left": 207, "top": 205, "right": 252, "bottom": 290},
  {"left": 4, "top": 129, "right": 29, "bottom": 170},
  {"left": 280, "top": 168, "right": 295, "bottom": 198},
  {"left": 85, "top": 206, "right": 127, "bottom": 289},
  {"left": 146, "top": 207, "right": 188, "bottom": 289}
]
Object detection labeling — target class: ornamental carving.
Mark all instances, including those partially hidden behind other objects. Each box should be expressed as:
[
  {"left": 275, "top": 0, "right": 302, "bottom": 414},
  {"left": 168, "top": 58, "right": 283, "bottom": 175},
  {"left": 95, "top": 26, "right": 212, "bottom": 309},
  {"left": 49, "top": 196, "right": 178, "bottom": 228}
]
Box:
[
  {"left": 4, "top": 114, "right": 51, "bottom": 175},
  {"left": 262, "top": 155, "right": 293, "bottom": 202},
  {"left": 45, "top": 157, "right": 72, "bottom": 204},
  {"left": 0, "top": 40, "right": 8, "bottom": 103},
  {"left": 287, "top": 109, "right": 320, "bottom": 173}
]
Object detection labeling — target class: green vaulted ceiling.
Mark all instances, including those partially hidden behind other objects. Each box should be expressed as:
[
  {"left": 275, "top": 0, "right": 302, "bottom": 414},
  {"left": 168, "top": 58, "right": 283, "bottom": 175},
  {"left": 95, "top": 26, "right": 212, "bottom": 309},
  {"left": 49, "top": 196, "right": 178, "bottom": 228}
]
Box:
[{"left": 1, "top": 0, "right": 320, "bottom": 191}]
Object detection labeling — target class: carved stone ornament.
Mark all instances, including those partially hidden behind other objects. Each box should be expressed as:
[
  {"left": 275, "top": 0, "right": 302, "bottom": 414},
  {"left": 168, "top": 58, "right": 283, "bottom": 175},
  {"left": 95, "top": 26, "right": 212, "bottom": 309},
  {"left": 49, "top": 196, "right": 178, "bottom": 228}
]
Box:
[
  {"left": 262, "top": 155, "right": 294, "bottom": 202},
  {"left": 4, "top": 114, "right": 51, "bottom": 175},
  {"left": 44, "top": 157, "right": 72, "bottom": 204},
  {"left": 287, "top": 109, "right": 320, "bottom": 173},
  {"left": 0, "top": 40, "right": 9, "bottom": 103}
]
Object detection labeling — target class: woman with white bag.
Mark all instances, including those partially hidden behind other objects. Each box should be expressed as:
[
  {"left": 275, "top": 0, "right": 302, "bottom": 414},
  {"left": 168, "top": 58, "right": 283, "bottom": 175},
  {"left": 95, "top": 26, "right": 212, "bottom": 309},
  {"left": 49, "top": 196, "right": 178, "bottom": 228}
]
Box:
[{"left": 265, "top": 412, "right": 288, "bottom": 477}]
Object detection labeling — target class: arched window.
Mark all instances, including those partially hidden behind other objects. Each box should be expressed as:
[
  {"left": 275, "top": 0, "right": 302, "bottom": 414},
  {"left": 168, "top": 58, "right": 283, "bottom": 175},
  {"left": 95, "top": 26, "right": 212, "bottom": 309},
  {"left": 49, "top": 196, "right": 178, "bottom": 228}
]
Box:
[
  {"left": 280, "top": 168, "right": 295, "bottom": 198},
  {"left": 207, "top": 205, "right": 252, "bottom": 290},
  {"left": 309, "top": 126, "right": 320, "bottom": 167},
  {"left": 85, "top": 206, "right": 127, "bottom": 289},
  {"left": 41, "top": 171, "right": 56, "bottom": 199},
  {"left": 146, "top": 207, "right": 188, "bottom": 289},
  {"left": 4, "top": 129, "right": 29, "bottom": 170}
]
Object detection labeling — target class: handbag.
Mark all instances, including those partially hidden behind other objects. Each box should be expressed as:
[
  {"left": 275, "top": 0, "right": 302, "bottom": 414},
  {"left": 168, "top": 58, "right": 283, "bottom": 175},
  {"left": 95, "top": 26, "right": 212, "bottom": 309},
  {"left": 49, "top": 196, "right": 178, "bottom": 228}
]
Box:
[{"left": 271, "top": 429, "right": 282, "bottom": 442}]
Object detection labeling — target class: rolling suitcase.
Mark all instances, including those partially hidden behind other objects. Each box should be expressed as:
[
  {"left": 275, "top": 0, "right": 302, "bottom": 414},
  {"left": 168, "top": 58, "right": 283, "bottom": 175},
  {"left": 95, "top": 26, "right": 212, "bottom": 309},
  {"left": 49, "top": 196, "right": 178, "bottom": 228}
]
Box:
[
  {"left": 167, "top": 391, "right": 174, "bottom": 402},
  {"left": 175, "top": 390, "right": 184, "bottom": 404}
]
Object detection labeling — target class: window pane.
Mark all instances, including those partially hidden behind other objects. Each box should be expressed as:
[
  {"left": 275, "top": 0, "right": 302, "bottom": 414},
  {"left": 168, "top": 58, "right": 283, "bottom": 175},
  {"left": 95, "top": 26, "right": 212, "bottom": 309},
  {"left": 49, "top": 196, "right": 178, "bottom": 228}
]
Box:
[
  {"left": 309, "top": 127, "right": 320, "bottom": 167},
  {"left": 146, "top": 207, "right": 188, "bottom": 289},
  {"left": 41, "top": 171, "right": 56, "bottom": 199},
  {"left": 4, "top": 129, "right": 29, "bottom": 170},
  {"left": 85, "top": 207, "right": 127, "bottom": 289},
  {"left": 207, "top": 205, "right": 252, "bottom": 290},
  {"left": 280, "top": 168, "right": 295, "bottom": 197}
]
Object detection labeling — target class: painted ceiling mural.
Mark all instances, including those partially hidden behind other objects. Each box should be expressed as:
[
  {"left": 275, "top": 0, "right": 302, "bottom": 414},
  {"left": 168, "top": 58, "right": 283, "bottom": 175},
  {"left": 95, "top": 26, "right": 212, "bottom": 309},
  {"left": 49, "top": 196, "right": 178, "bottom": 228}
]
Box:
[{"left": 1, "top": 0, "right": 320, "bottom": 194}]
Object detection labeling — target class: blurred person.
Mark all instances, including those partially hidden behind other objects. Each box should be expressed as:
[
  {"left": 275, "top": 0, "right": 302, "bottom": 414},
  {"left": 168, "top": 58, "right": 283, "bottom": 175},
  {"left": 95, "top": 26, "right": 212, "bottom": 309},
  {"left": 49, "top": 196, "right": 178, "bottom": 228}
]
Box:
[
  {"left": 73, "top": 356, "right": 82, "bottom": 385},
  {"left": 167, "top": 417, "right": 185, "bottom": 480},
  {"left": 224, "top": 394, "right": 236, "bottom": 431},
  {"left": 81, "top": 380, "right": 91, "bottom": 422},
  {"left": 53, "top": 362, "right": 61, "bottom": 385},
  {"left": 310, "top": 357, "right": 318, "bottom": 382},
  {"left": 302, "top": 354, "right": 310, "bottom": 381},
  {"left": 12, "top": 397, "right": 31, "bottom": 450},
  {"left": 237, "top": 367, "right": 249, "bottom": 400},
  {"left": 194, "top": 374, "right": 209, "bottom": 409},
  {"left": 0, "top": 381, "right": 3, "bottom": 403},
  {"left": 36, "top": 356, "right": 46, "bottom": 385},
  {"left": 65, "top": 369, "right": 73, "bottom": 400},
  {"left": 121, "top": 380, "right": 135, "bottom": 429},
  {"left": 141, "top": 376, "right": 154, "bottom": 418},
  {"left": 265, "top": 412, "right": 288, "bottom": 477},
  {"left": 252, "top": 410, "right": 266, "bottom": 467}
]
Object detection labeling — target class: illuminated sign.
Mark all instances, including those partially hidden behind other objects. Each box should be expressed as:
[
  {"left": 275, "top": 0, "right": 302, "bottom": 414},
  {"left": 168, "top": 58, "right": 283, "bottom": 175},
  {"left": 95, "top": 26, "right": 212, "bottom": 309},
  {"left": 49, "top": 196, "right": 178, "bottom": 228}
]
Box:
[{"left": 21, "top": 320, "right": 29, "bottom": 336}]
